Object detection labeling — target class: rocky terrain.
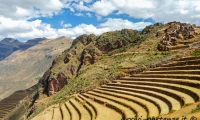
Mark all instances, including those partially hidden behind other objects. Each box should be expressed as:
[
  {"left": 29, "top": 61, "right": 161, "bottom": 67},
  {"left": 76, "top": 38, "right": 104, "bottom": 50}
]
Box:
[
  {"left": 157, "top": 22, "right": 200, "bottom": 51},
  {"left": 0, "top": 36, "right": 72, "bottom": 100}
]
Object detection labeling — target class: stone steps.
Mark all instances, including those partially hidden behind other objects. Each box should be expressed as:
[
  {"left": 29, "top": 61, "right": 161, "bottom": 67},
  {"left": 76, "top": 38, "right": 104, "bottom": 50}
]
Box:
[
  {"left": 60, "top": 104, "right": 70, "bottom": 120},
  {"left": 78, "top": 95, "right": 97, "bottom": 119},
  {"left": 107, "top": 82, "right": 196, "bottom": 105},
  {"left": 102, "top": 84, "right": 181, "bottom": 111},
  {"left": 150, "top": 65, "right": 200, "bottom": 71},
  {"left": 143, "top": 70, "right": 200, "bottom": 74},
  {"left": 70, "top": 98, "right": 91, "bottom": 120},
  {"left": 130, "top": 74, "right": 200, "bottom": 80},
  {"left": 0, "top": 92, "right": 27, "bottom": 120},
  {"left": 98, "top": 87, "right": 169, "bottom": 115},
  {"left": 119, "top": 77, "right": 200, "bottom": 88},
  {"left": 125, "top": 80, "right": 200, "bottom": 101},
  {"left": 75, "top": 96, "right": 95, "bottom": 120},
  {"left": 52, "top": 107, "right": 62, "bottom": 120},
  {"left": 83, "top": 92, "right": 131, "bottom": 119},
  {"left": 93, "top": 89, "right": 159, "bottom": 118},
  {"left": 161, "top": 59, "right": 200, "bottom": 67},
  {"left": 66, "top": 100, "right": 80, "bottom": 120},
  {"left": 80, "top": 94, "right": 122, "bottom": 120},
  {"left": 91, "top": 89, "right": 148, "bottom": 118},
  {"left": 176, "top": 56, "right": 200, "bottom": 61}
]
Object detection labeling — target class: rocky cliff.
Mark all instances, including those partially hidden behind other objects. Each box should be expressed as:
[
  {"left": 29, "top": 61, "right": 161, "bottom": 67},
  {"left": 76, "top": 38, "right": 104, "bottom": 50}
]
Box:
[{"left": 157, "top": 21, "right": 200, "bottom": 51}]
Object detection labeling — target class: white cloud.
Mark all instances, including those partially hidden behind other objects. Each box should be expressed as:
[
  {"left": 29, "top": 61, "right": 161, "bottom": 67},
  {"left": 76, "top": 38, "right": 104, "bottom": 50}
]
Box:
[
  {"left": 86, "top": 13, "right": 92, "bottom": 17},
  {"left": 0, "top": 16, "right": 150, "bottom": 40},
  {"left": 100, "top": 18, "right": 152, "bottom": 30},
  {"left": 0, "top": 16, "right": 58, "bottom": 40},
  {"left": 57, "top": 18, "right": 151, "bottom": 39},
  {"left": 60, "top": 20, "right": 72, "bottom": 28},
  {"left": 69, "top": 0, "right": 200, "bottom": 25},
  {"left": 0, "top": 0, "right": 64, "bottom": 20}
]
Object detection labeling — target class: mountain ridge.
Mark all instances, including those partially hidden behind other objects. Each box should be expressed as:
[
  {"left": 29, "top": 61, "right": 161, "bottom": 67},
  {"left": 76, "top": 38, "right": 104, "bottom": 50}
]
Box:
[{"left": 0, "top": 37, "right": 47, "bottom": 61}]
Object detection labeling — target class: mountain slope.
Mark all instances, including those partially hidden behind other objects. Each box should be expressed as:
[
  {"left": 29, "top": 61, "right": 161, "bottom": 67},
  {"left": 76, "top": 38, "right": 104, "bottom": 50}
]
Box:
[
  {"left": 2, "top": 21, "right": 200, "bottom": 120},
  {"left": 28, "top": 22, "right": 200, "bottom": 119},
  {"left": 0, "top": 36, "right": 72, "bottom": 100},
  {"left": 0, "top": 37, "right": 46, "bottom": 61}
]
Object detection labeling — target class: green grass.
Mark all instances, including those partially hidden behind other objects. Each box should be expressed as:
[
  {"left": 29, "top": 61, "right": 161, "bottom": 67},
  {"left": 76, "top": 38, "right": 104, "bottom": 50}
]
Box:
[
  {"left": 191, "top": 48, "right": 200, "bottom": 56},
  {"left": 191, "top": 103, "right": 200, "bottom": 113}
]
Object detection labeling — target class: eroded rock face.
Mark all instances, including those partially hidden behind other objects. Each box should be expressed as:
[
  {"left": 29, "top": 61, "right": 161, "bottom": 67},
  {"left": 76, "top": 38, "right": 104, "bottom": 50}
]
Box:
[
  {"left": 97, "top": 39, "right": 130, "bottom": 52},
  {"left": 81, "top": 48, "right": 102, "bottom": 65},
  {"left": 158, "top": 21, "right": 198, "bottom": 51},
  {"left": 48, "top": 72, "right": 69, "bottom": 96}
]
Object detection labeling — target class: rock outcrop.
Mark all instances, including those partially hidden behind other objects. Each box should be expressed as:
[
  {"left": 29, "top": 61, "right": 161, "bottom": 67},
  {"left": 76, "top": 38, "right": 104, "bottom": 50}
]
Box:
[
  {"left": 48, "top": 72, "right": 69, "bottom": 96},
  {"left": 81, "top": 48, "right": 102, "bottom": 66},
  {"left": 95, "top": 29, "right": 139, "bottom": 52},
  {"left": 158, "top": 22, "right": 198, "bottom": 51}
]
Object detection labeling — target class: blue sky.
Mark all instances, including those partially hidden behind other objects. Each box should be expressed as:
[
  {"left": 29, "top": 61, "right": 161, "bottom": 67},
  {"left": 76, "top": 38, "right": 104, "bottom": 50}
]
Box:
[{"left": 0, "top": 0, "right": 200, "bottom": 41}]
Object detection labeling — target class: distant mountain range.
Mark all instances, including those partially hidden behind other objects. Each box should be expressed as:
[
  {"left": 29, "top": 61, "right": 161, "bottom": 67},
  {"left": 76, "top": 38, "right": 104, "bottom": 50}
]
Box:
[
  {"left": 0, "top": 36, "right": 72, "bottom": 100},
  {"left": 0, "top": 38, "right": 46, "bottom": 61}
]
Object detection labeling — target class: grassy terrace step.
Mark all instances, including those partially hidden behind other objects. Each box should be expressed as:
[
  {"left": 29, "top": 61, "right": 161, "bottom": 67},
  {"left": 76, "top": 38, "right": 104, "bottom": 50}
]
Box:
[
  {"left": 52, "top": 107, "right": 62, "bottom": 120},
  {"left": 60, "top": 104, "right": 70, "bottom": 120},
  {"left": 0, "top": 108, "right": 13, "bottom": 113},
  {"left": 98, "top": 87, "right": 169, "bottom": 115},
  {"left": 78, "top": 95, "right": 97, "bottom": 119},
  {"left": 176, "top": 56, "right": 200, "bottom": 61},
  {"left": 130, "top": 74, "right": 200, "bottom": 80},
  {"left": 0, "top": 112, "right": 8, "bottom": 116},
  {"left": 64, "top": 103, "right": 72, "bottom": 120},
  {"left": 142, "top": 70, "right": 200, "bottom": 74},
  {"left": 0, "top": 102, "right": 19, "bottom": 105},
  {"left": 75, "top": 96, "right": 94, "bottom": 120},
  {"left": 65, "top": 100, "right": 80, "bottom": 120},
  {"left": 31, "top": 109, "right": 53, "bottom": 120},
  {"left": 161, "top": 59, "right": 200, "bottom": 67},
  {"left": 93, "top": 89, "right": 159, "bottom": 118},
  {"left": 0, "top": 113, "right": 7, "bottom": 119},
  {"left": 87, "top": 90, "right": 146, "bottom": 118},
  {"left": 119, "top": 77, "right": 200, "bottom": 88},
  {"left": 83, "top": 92, "right": 130, "bottom": 119},
  {"left": 79, "top": 94, "right": 122, "bottom": 120},
  {"left": 70, "top": 98, "right": 91, "bottom": 120},
  {"left": 150, "top": 65, "right": 200, "bottom": 71},
  {"left": 0, "top": 107, "right": 15, "bottom": 112},
  {"left": 116, "top": 80, "right": 200, "bottom": 102},
  {"left": 108, "top": 82, "right": 196, "bottom": 105},
  {"left": 91, "top": 90, "right": 148, "bottom": 118},
  {"left": 0, "top": 105, "right": 16, "bottom": 108},
  {"left": 168, "top": 45, "right": 189, "bottom": 50},
  {"left": 69, "top": 99, "right": 81, "bottom": 120},
  {"left": 102, "top": 84, "right": 181, "bottom": 111}
]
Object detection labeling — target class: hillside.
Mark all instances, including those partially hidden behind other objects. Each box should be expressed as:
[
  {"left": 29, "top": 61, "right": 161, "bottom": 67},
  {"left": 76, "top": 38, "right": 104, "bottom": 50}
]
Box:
[
  {"left": 0, "top": 38, "right": 47, "bottom": 61},
  {"left": 1, "top": 21, "right": 200, "bottom": 120},
  {"left": 0, "top": 36, "right": 72, "bottom": 100}
]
